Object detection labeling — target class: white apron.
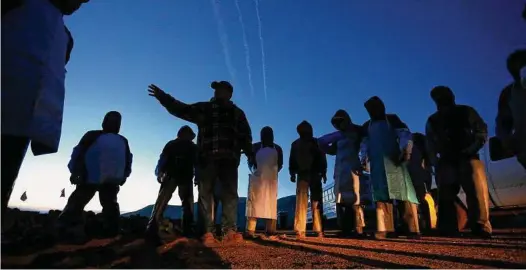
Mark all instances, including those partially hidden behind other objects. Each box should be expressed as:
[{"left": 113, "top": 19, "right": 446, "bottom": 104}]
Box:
[{"left": 246, "top": 146, "right": 279, "bottom": 219}]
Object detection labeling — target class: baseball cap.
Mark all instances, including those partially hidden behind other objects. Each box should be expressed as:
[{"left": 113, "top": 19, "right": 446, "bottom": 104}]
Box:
[{"left": 211, "top": 81, "right": 233, "bottom": 92}]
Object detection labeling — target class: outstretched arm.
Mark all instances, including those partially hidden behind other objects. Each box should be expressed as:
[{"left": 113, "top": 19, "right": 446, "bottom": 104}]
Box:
[{"left": 148, "top": 84, "right": 205, "bottom": 124}]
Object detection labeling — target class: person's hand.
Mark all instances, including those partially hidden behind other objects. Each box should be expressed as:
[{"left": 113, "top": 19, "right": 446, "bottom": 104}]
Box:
[
  {"left": 148, "top": 84, "right": 167, "bottom": 101},
  {"left": 157, "top": 173, "right": 165, "bottom": 184},
  {"left": 352, "top": 168, "right": 362, "bottom": 177},
  {"left": 290, "top": 175, "right": 296, "bottom": 183},
  {"left": 322, "top": 174, "right": 327, "bottom": 184}
]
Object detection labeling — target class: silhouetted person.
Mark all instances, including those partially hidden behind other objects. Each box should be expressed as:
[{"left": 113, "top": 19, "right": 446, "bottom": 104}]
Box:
[
  {"left": 290, "top": 121, "right": 327, "bottom": 238},
  {"left": 495, "top": 50, "right": 526, "bottom": 169},
  {"left": 318, "top": 110, "right": 365, "bottom": 238},
  {"left": 245, "top": 126, "right": 283, "bottom": 238},
  {"left": 426, "top": 86, "right": 492, "bottom": 238},
  {"left": 361, "top": 96, "right": 420, "bottom": 239},
  {"left": 406, "top": 132, "right": 434, "bottom": 232},
  {"left": 1, "top": 0, "right": 88, "bottom": 217},
  {"left": 148, "top": 81, "right": 253, "bottom": 245},
  {"left": 146, "top": 126, "right": 198, "bottom": 242},
  {"left": 57, "top": 111, "right": 133, "bottom": 240}
]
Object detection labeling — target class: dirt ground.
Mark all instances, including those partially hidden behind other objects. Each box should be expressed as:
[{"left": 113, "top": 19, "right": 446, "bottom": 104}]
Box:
[{"left": 2, "top": 230, "right": 526, "bottom": 269}]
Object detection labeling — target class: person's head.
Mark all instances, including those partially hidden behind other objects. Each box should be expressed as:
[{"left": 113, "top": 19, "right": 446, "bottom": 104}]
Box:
[
  {"left": 102, "top": 111, "right": 122, "bottom": 134},
  {"left": 331, "top": 109, "right": 352, "bottom": 131},
  {"left": 177, "top": 125, "right": 196, "bottom": 141},
  {"left": 297, "top": 121, "right": 313, "bottom": 139},
  {"left": 364, "top": 96, "right": 386, "bottom": 120},
  {"left": 260, "top": 126, "right": 274, "bottom": 146},
  {"left": 51, "top": 0, "right": 89, "bottom": 15},
  {"left": 211, "top": 81, "right": 233, "bottom": 101},
  {"left": 430, "top": 86, "right": 456, "bottom": 111},
  {"left": 507, "top": 50, "right": 526, "bottom": 85}
]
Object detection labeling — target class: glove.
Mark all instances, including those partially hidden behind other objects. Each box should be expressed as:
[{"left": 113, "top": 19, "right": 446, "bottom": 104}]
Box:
[
  {"left": 290, "top": 174, "right": 296, "bottom": 183},
  {"left": 69, "top": 174, "right": 81, "bottom": 185}
]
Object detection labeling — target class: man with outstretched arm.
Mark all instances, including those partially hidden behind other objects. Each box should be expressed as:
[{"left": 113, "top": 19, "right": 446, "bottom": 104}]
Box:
[{"left": 148, "top": 81, "right": 254, "bottom": 245}]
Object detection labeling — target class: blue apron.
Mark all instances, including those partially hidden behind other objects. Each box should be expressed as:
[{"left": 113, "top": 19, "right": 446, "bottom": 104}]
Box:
[{"left": 367, "top": 120, "right": 419, "bottom": 204}]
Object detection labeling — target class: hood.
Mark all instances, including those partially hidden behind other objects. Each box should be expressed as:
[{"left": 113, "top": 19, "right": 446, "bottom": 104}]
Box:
[
  {"left": 102, "top": 111, "right": 121, "bottom": 134},
  {"left": 177, "top": 125, "right": 196, "bottom": 140},
  {"left": 430, "top": 86, "right": 456, "bottom": 111},
  {"left": 364, "top": 96, "right": 386, "bottom": 121},
  {"left": 331, "top": 109, "right": 352, "bottom": 131},
  {"left": 261, "top": 126, "right": 274, "bottom": 147},
  {"left": 297, "top": 121, "right": 313, "bottom": 139}
]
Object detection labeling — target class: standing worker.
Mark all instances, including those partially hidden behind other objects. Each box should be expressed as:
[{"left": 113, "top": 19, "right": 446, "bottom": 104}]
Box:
[
  {"left": 245, "top": 126, "right": 283, "bottom": 238},
  {"left": 318, "top": 110, "right": 366, "bottom": 238},
  {"left": 148, "top": 81, "right": 254, "bottom": 245},
  {"left": 289, "top": 121, "right": 327, "bottom": 238},
  {"left": 146, "top": 126, "right": 198, "bottom": 243},
  {"left": 426, "top": 86, "right": 492, "bottom": 239},
  {"left": 1, "top": 0, "right": 89, "bottom": 216},
  {"left": 360, "top": 96, "right": 420, "bottom": 240}
]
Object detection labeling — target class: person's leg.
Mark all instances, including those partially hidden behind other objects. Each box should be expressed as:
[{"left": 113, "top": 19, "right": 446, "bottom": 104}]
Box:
[
  {"left": 266, "top": 219, "right": 277, "bottom": 235},
  {"left": 1, "top": 135, "right": 30, "bottom": 215},
  {"left": 293, "top": 180, "right": 309, "bottom": 237},
  {"left": 178, "top": 180, "right": 195, "bottom": 236},
  {"left": 400, "top": 200, "right": 420, "bottom": 238},
  {"left": 309, "top": 178, "right": 323, "bottom": 236},
  {"left": 198, "top": 161, "right": 218, "bottom": 242},
  {"left": 375, "top": 201, "right": 395, "bottom": 239},
  {"left": 351, "top": 172, "right": 365, "bottom": 234},
  {"left": 58, "top": 184, "right": 97, "bottom": 226},
  {"left": 146, "top": 178, "right": 177, "bottom": 234},
  {"left": 246, "top": 217, "right": 257, "bottom": 237},
  {"left": 217, "top": 159, "right": 241, "bottom": 241},
  {"left": 436, "top": 161, "right": 462, "bottom": 236},
  {"left": 460, "top": 159, "right": 492, "bottom": 237},
  {"left": 98, "top": 184, "right": 121, "bottom": 237}
]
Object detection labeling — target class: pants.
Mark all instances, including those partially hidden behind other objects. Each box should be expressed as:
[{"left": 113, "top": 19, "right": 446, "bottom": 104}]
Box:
[
  {"left": 337, "top": 204, "right": 365, "bottom": 233},
  {"left": 198, "top": 159, "right": 239, "bottom": 234},
  {"left": 246, "top": 217, "right": 277, "bottom": 234},
  {"left": 436, "top": 158, "right": 492, "bottom": 234},
  {"left": 147, "top": 177, "right": 194, "bottom": 233},
  {"left": 58, "top": 184, "right": 120, "bottom": 233},
  {"left": 376, "top": 201, "right": 419, "bottom": 233},
  {"left": 1, "top": 135, "right": 30, "bottom": 216},
  {"left": 196, "top": 183, "right": 221, "bottom": 236},
  {"left": 294, "top": 179, "right": 322, "bottom": 233}
]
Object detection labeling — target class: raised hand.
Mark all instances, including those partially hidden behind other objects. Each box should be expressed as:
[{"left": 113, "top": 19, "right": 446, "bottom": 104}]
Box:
[{"left": 148, "top": 84, "right": 167, "bottom": 100}]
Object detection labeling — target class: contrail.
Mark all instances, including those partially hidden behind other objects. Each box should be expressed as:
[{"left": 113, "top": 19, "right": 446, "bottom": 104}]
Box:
[
  {"left": 234, "top": 0, "right": 255, "bottom": 97},
  {"left": 253, "top": 0, "right": 268, "bottom": 102},
  {"left": 211, "top": 0, "right": 236, "bottom": 84}
]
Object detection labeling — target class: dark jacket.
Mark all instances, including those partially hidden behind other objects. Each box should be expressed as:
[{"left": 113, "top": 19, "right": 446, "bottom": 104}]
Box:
[
  {"left": 158, "top": 94, "right": 253, "bottom": 164},
  {"left": 157, "top": 138, "right": 198, "bottom": 180},
  {"left": 426, "top": 105, "right": 488, "bottom": 162},
  {"left": 289, "top": 121, "right": 327, "bottom": 179},
  {"left": 361, "top": 114, "right": 408, "bottom": 135}
]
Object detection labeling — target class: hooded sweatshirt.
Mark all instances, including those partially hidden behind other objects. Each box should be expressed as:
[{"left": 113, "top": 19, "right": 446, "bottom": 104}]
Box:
[
  {"left": 156, "top": 125, "right": 198, "bottom": 181},
  {"left": 289, "top": 121, "right": 327, "bottom": 179},
  {"left": 68, "top": 111, "right": 132, "bottom": 185}
]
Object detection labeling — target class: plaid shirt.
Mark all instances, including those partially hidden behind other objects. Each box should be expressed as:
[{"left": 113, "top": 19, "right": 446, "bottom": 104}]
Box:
[{"left": 159, "top": 94, "right": 253, "bottom": 162}]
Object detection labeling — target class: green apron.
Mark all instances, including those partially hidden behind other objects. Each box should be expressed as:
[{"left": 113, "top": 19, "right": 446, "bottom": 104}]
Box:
[{"left": 367, "top": 120, "right": 419, "bottom": 204}]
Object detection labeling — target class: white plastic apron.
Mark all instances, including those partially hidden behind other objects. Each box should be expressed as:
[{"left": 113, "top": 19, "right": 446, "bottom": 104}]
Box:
[{"left": 246, "top": 146, "right": 279, "bottom": 219}]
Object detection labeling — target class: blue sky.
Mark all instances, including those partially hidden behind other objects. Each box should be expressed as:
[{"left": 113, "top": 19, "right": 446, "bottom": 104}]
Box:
[{"left": 10, "top": 0, "right": 526, "bottom": 212}]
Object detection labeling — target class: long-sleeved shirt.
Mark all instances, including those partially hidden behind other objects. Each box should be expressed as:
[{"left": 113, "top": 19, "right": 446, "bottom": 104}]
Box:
[
  {"left": 156, "top": 138, "right": 198, "bottom": 180},
  {"left": 426, "top": 105, "right": 488, "bottom": 164},
  {"left": 157, "top": 93, "right": 253, "bottom": 163},
  {"left": 289, "top": 137, "right": 327, "bottom": 178}
]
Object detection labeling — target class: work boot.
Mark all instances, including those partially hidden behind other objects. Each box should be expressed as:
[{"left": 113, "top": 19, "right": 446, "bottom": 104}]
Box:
[
  {"left": 201, "top": 232, "right": 219, "bottom": 246},
  {"left": 472, "top": 230, "right": 492, "bottom": 239},
  {"left": 296, "top": 231, "right": 306, "bottom": 239},
  {"left": 314, "top": 231, "right": 324, "bottom": 238},
  {"left": 374, "top": 231, "right": 397, "bottom": 240},
  {"left": 407, "top": 232, "right": 421, "bottom": 240},
  {"left": 244, "top": 230, "right": 257, "bottom": 239},
  {"left": 223, "top": 230, "right": 243, "bottom": 244}
]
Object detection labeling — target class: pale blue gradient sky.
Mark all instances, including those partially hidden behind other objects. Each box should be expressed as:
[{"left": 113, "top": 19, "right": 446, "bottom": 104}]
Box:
[{"left": 9, "top": 0, "right": 526, "bottom": 213}]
